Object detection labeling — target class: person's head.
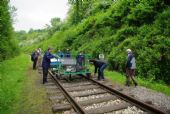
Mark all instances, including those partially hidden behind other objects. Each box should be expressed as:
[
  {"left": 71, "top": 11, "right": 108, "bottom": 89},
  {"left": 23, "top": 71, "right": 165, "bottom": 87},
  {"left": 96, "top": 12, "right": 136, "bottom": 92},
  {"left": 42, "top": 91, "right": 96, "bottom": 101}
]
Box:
[
  {"left": 126, "top": 49, "right": 132, "bottom": 53},
  {"left": 79, "top": 51, "right": 83, "bottom": 55},
  {"left": 48, "top": 48, "right": 52, "bottom": 53}
]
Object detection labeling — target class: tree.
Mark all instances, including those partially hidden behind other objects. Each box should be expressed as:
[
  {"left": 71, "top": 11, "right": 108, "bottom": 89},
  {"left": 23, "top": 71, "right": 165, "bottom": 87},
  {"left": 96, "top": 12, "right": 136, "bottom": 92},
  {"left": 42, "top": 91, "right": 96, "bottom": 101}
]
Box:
[
  {"left": 68, "top": 0, "right": 83, "bottom": 23},
  {"left": 50, "top": 17, "right": 61, "bottom": 27},
  {"left": 48, "top": 17, "right": 62, "bottom": 35},
  {"left": 0, "top": 0, "right": 19, "bottom": 61},
  {"left": 9, "top": 6, "right": 17, "bottom": 24}
]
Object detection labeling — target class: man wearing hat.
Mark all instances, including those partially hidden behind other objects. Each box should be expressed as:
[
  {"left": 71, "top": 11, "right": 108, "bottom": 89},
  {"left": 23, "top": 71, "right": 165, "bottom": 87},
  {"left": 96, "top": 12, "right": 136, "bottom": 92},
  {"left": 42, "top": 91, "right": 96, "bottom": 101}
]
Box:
[
  {"left": 65, "top": 49, "right": 71, "bottom": 58},
  {"left": 125, "top": 49, "right": 138, "bottom": 86},
  {"left": 42, "top": 48, "right": 55, "bottom": 84}
]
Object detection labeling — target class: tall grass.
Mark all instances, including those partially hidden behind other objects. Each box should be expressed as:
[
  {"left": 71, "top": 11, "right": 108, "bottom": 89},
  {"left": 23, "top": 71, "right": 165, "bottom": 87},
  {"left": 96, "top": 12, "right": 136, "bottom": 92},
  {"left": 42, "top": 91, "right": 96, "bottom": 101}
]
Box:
[{"left": 0, "top": 54, "right": 30, "bottom": 114}]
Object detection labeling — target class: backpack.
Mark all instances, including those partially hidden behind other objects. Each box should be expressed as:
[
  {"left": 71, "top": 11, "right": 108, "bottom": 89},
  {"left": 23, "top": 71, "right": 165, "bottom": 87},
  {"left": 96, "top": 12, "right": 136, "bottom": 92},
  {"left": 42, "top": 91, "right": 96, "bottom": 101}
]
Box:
[{"left": 130, "top": 57, "right": 136, "bottom": 69}]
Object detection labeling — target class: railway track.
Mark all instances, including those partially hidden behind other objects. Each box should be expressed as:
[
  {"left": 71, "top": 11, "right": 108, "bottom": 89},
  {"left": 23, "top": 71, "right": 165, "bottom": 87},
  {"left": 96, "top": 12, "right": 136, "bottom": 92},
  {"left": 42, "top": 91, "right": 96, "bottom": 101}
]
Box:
[{"left": 47, "top": 70, "right": 167, "bottom": 114}]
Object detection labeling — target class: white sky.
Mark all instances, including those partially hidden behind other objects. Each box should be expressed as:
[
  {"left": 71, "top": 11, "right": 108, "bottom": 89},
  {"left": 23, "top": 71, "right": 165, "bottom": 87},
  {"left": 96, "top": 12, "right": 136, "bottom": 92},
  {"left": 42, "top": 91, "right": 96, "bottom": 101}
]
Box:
[{"left": 10, "top": 0, "right": 69, "bottom": 31}]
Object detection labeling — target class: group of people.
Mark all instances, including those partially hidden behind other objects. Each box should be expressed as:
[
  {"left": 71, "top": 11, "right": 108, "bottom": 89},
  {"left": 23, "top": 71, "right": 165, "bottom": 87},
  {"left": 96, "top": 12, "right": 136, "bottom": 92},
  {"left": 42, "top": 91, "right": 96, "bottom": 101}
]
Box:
[{"left": 32, "top": 48, "right": 138, "bottom": 86}]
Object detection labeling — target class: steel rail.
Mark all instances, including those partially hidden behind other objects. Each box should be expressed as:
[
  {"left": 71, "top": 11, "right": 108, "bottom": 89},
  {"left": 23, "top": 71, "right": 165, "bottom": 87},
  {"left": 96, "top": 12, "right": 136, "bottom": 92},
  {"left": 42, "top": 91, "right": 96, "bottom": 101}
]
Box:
[
  {"left": 49, "top": 71, "right": 86, "bottom": 114},
  {"left": 83, "top": 76, "right": 167, "bottom": 114}
]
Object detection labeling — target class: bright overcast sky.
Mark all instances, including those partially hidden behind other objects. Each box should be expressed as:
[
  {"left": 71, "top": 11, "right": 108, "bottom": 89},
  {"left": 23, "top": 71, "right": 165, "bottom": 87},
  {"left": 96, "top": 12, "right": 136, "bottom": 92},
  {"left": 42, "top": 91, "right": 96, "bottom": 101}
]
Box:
[{"left": 10, "top": 0, "right": 69, "bottom": 31}]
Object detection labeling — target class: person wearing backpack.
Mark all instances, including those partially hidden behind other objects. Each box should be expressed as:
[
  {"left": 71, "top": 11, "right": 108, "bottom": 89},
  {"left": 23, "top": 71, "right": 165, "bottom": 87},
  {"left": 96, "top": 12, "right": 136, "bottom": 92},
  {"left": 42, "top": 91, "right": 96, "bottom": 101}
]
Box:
[
  {"left": 31, "top": 49, "right": 39, "bottom": 70},
  {"left": 125, "top": 49, "right": 138, "bottom": 86}
]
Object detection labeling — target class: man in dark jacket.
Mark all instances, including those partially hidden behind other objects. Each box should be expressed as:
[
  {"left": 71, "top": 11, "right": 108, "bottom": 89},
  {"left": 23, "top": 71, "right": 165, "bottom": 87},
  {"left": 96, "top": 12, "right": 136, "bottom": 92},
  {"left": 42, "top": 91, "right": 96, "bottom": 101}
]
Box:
[
  {"left": 89, "top": 59, "right": 107, "bottom": 80},
  {"left": 65, "top": 49, "right": 71, "bottom": 58},
  {"left": 125, "top": 49, "right": 137, "bottom": 86},
  {"left": 57, "top": 50, "right": 64, "bottom": 58},
  {"left": 76, "top": 52, "right": 85, "bottom": 66},
  {"left": 42, "top": 48, "right": 54, "bottom": 84}
]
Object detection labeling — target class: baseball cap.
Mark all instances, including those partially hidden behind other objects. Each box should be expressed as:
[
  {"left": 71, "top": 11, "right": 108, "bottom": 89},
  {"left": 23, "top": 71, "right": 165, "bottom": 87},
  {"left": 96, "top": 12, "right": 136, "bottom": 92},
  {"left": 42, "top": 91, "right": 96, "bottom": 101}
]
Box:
[{"left": 126, "top": 49, "right": 132, "bottom": 52}]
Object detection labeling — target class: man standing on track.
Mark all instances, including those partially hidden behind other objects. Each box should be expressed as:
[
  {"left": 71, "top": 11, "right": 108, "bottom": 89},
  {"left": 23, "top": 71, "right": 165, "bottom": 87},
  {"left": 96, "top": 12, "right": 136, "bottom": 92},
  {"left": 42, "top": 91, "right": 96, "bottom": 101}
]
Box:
[
  {"left": 125, "top": 49, "right": 138, "bottom": 86},
  {"left": 42, "top": 48, "right": 55, "bottom": 84},
  {"left": 89, "top": 59, "right": 107, "bottom": 81},
  {"left": 65, "top": 49, "right": 71, "bottom": 58},
  {"left": 76, "top": 52, "right": 85, "bottom": 66}
]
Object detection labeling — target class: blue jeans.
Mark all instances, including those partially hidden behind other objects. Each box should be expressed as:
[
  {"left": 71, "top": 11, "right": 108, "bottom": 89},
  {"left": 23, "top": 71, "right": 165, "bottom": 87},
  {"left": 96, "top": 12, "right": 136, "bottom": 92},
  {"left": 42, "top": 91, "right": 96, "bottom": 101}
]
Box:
[{"left": 98, "top": 63, "right": 107, "bottom": 80}]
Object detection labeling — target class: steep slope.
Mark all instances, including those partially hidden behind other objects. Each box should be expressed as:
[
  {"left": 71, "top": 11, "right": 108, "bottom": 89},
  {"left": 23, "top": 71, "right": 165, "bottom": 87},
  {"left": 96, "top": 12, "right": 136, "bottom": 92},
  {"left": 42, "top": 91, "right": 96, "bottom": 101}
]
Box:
[{"left": 20, "top": 0, "right": 170, "bottom": 84}]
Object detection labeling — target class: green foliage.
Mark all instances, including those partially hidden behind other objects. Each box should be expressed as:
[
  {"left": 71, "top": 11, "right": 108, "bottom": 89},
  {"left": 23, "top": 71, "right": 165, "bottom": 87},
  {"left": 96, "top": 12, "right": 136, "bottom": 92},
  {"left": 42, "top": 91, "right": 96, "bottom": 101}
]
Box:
[
  {"left": 126, "top": 0, "right": 164, "bottom": 26},
  {"left": 16, "top": 29, "right": 49, "bottom": 47},
  {"left": 20, "top": 0, "right": 170, "bottom": 84},
  {"left": 0, "top": 54, "right": 30, "bottom": 113},
  {"left": 0, "top": 0, "right": 19, "bottom": 61}
]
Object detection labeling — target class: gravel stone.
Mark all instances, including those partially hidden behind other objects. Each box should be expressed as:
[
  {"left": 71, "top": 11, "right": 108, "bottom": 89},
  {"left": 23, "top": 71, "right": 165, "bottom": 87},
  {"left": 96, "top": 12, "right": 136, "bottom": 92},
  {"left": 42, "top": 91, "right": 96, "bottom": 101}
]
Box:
[
  {"left": 75, "top": 93, "right": 111, "bottom": 102},
  {"left": 105, "top": 106, "right": 144, "bottom": 114},
  {"left": 114, "top": 85, "right": 170, "bottom": 111},
  {"left": 84, "top": 99, "right": 124, "bottom": 110},
  {"left": 70, "top": 88, "right": 102, "bottom": 96}
]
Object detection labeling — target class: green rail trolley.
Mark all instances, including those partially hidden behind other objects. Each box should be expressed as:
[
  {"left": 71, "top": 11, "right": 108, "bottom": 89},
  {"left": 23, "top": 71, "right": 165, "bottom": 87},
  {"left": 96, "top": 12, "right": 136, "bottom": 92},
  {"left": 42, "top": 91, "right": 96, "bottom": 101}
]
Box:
[{"left": 50, "top": 54, "right": 92, "bottom": 80}]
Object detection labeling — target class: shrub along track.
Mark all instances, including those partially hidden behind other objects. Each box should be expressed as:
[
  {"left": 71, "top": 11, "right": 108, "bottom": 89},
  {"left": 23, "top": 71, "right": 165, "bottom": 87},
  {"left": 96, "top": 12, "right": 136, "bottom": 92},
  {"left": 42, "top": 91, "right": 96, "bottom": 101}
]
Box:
[{"left": 45, "top": 70, "right": 167, "bottom": 114}]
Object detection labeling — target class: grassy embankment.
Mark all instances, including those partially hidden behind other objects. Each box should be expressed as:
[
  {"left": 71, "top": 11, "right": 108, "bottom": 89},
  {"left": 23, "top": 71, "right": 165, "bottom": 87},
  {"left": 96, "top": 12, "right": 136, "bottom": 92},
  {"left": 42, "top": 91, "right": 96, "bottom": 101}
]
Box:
[
  {"left": 105, "top": 70, "right": 170, "bottom": 96},
  {"left": 0, "top": 54, "right": 52, "bottom": 114},
  {"left": 0, "top": 54, "right": 30, "bottom": 113}
]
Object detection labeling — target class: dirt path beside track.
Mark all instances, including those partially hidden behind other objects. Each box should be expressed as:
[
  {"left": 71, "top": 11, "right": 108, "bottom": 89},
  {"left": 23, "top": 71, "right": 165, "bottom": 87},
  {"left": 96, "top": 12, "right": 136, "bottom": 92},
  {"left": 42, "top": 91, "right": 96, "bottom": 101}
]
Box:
[{"left": 12, "top": 67, "right": 53, "bottom": 114}]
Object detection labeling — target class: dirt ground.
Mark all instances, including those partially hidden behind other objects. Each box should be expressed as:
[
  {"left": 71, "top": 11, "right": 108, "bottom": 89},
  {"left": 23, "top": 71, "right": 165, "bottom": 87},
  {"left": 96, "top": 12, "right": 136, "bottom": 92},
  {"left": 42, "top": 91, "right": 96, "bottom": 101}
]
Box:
[{"left": 12, "top": 67, "right": 53, "bottom": 114}]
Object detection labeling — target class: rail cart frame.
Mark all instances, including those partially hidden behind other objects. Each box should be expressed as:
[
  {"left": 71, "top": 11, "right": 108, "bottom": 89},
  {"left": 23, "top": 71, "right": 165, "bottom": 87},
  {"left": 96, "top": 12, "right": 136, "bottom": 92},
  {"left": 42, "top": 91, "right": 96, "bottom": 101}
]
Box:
[{"left": 50, "top": 54, "right": 92, "bottom": 80}]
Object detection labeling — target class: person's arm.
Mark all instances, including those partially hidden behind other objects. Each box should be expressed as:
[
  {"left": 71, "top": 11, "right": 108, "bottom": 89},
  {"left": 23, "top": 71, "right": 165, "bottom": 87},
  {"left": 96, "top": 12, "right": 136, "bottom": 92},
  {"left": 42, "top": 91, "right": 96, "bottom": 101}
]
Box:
[{"left": 46, "top": 53, "right": 54, "bottom": 59}]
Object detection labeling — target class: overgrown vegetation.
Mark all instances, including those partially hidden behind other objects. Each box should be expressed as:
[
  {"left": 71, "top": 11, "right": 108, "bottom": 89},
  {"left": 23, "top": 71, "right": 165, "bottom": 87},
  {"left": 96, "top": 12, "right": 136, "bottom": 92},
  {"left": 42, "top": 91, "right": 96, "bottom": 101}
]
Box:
[
  {"left": 0, "top": 54, "right": 30, "bottom": 114},
  {"left": 1, "top": 0, "right": 169, "bottom": 113},
  {"left": 0, "top": 0, "right": 19, "bottom": 61},
  {"left": 18, "top": 0, "right": 170, "bottom": 84}
]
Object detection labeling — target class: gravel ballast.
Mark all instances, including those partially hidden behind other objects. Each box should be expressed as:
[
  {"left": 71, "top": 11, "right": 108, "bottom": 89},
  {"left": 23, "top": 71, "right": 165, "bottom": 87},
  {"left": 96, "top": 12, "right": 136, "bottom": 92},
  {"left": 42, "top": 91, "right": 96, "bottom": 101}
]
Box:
[{"left": 113, "top": 84, "right": 170, "bottom": 112}]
